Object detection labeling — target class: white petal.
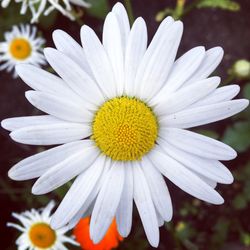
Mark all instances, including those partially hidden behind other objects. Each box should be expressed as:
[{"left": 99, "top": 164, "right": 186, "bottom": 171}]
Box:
[
  {"left": 160, "top": 99, "right": 249, "bottom": 128},
  {"left": 150, "top": 46, "right": 205, "bottom": 105},
  {"left": 133, "top": 162, "right": 159, "bottom": 247},
  {"left": 124, "top": 17, "right": 147, "bottom": 96},
  {"left": 135, "top": 19, "right": 183, "bottom": 100},
  {"left": 156, "top": 210, "right": 164, "bottom": 227},
  {"left": 197, "top": 174, "right": 217, "bottom": 189},
  {"left": 190, "top": 85, "right": 240, "bottom": 108},
  {"left": 44, "top": 48, "right": 104, "bottom": 109},
  {"left": 32, "top": 144, "right": 99, "bottom": 194},
  {"left": 1, "top": 115, "right": 61, "bottom": 132},
  {"left": 8, "top": 140, "right": 91, "bottom": 181},
  {"left": 112, "top": 2, "right": 130, "bottom": 52},
  {"left": 154, "top": 76, "right": 220, "bottom": 116},
  {"left": 183, "top": 47, "right": 224, "bottom": 86},
  {"left": 15, "top": 64, "right": 78, "bottom": 100},
  {"left": 80, "top": 25, "right": 116, "bottom": 98},
  {"left": 52, "top": 29, "right": 92, "bottom": 75},
  {"left": 90, "top": 161, "right": 125, "bottom": 243},
  {"left": 65, "top": 158, "right": 112, "bottom": 230},
  {"left": 25, "top": 90, "right": 93, "bottom": 123},
  {"left": 51, "top": 155, "right": 105, "bottom": 229},
  {"left": 10, "top": 122, "right": 91, "bottom": 145},
  {"left": 103, "top": 12, "right": 124, "bottom": 96},
  {"left": 148, "top": 145, "right": 224, "bottom": 204},
  {"left": 116, "top": 163, "right": 133, "bottom": 237},
  {"left": 158, "top": 138, "right": 233, "bottom": 184},
  {"left": 142, "top": 157, "right": 172, "bottom": 222},
  {"left": 159, "top": 128, "right": 236, "bottom": 160}
]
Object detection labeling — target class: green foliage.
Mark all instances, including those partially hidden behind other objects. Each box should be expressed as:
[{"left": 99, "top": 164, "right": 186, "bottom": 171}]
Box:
[
  {"left": 86, "top": 0, "right": 109, "bottom": 19},
  {"left": 222, "top": 121, "right": 250, "bottom": 152},
  {"left": 197, "top": 0, "right": 240, "bottom": 11}
]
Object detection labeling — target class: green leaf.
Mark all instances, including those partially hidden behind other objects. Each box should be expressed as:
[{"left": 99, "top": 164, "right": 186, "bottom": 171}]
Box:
[
  {"left": 86, "top": 0, "right": 109, "bottom": 19},
  {"left": 241, "top": 232, "right": 250, "bottom": 246},
  {"left": 197, "top": 0, "right": 240, "bottom": 11},
  {"left": 243, "top": 83, "right": 250, "bottom": 100},
  {"left": 222, "top": 121, "right": 250, "bottom": 152},
  {"left": 232, "top": 194, "right": 248, "bottom": 210}
]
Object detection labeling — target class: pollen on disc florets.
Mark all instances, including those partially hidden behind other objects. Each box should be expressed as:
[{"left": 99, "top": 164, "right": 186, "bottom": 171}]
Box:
[
  {"left": 92, "top": 96, "right": 158, "bottom": 161},
  {"left": 29, "top": 223, "right": 56, "bottom": 248},
  {"left": 9, "top": 38, "right": 32, "bottom": 60}
]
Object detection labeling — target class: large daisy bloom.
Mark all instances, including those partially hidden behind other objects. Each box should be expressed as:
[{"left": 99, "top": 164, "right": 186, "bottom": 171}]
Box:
[
  {"left": 7, "top": 201, "right": 78, "bottom": 249},
  {"left": 2, "top": 2, "right": 249, "bottom": 247},
  {"left": 14, "top": 0, "right": 90, "bottom": 23},
  {"left": 74, "top": 217, "right": 123, "bottom": 250},
  {"left": 0, "top": 24, "right": 46, "bottom": 78}
]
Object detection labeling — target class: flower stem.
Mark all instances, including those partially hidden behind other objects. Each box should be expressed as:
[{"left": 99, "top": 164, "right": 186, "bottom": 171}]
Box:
[{"left": 124, "top": 0, "right": 135, "bottom": 24}]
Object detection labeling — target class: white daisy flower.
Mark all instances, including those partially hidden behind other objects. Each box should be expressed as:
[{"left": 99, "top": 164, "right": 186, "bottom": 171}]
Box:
[
  {"left": 7, "top": 201, "right": 78, "bottom": 250},
  {"left": 2, "top": 2, "right": 249, "bottom": 247},
  {"left": 15, "top": 0, "right": 90, "bottom": 23},
  {"left": 0, "top": 24, "right": 46, "bottom": 78}
]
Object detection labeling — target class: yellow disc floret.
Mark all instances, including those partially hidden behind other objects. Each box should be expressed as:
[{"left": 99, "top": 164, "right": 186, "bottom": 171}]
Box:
[
  {"left": 29, "top": 223, "right": 56, "bottom": 248},
  {"left": 92, "top": 96, "right": 158, "bottom": 161},
  {"left": 9, "top": 38, "right": 32, "bottom": 60}
]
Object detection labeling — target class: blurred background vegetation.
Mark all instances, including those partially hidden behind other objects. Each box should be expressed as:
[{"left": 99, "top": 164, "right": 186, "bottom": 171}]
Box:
[{"left": 0, "top": 0, "right": 250, "bottom": 249}]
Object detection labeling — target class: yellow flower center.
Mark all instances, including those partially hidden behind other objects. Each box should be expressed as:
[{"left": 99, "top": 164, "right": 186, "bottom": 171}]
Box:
[
  {"left": 92, "top": 96, "right": 158, "bottom": 161},
  {"left": 9, "top": 38, "right": 32, "bottom": 60},
  {"left": 29, "top": 223, "right": 56, "bottom": 248}
]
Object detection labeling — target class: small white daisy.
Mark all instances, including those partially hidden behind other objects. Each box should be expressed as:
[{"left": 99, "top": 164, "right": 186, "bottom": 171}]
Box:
[
  {"left": 15, "top": 0, "right": 91, "bottom": 23},
  {"left": 7, "top": 201, "right": 78, "bottom": 250},
  {"left": 0, "top": 24, "right": 46, "bottom": 78},
  {"left": 2, "top": 2, "right": 249, "bottom": 247}
]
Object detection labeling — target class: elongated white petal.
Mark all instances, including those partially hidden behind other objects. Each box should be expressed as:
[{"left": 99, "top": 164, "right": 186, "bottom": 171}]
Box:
[
  {"left": 8, "top": 140, "right": 91, "bottom": 181},
  {"left": 133, "top": 162, "right": 159, "bottom": 247},
  {"left": 183, "top": 47, "right": 224, "bottom": 86},
  {"left": 158, "top": 138, "right": 233, "bottom": 184},
  {"left": 156, "top": 210, "right": 164, "bottom": 227},
  {"left": 103, "top": 12, "right": 124, "bottom": 96},
  {"left": 52, "top": 29, "right": 92, "bottom": 75},
  {"left": 15, "top": 64, "right": 78, "bottom": 100},
  {"left": 154, "top": 77, "right": 220, "bottom": 116},
  {"left": 112, "top": 2, "right": 130, "bottom": 52},
  {"left": 142, "top": 157, "right": 172, "bottom": 221},
  {"left": 150, "top": 46, "right": 205, "bottom": 105},
  {"left": 32, "top": 145, "right": 99, "bottom": 194},
  {"left": 135, "top": 20, "right": 183, "bottom": 100},
  {"left": 65, "top": 158, "right": 112, "bottom": 230},
  {"left": 160, "top": 99, "right": 249, "bottom": 128},
  {"left": 51, "top": 155, "right": 105, "bottom": 229},
  {"left": 44, "top": 48, "right": 104, "bottom": 109},
  {"left": 124, "top": 17, "right": 147, "bottom": 96},
  {"left": 10, "top": 122, "right": 91, "bottom": 145},
  {"left": 116, "top": 163, "right": 133, "bottom": 237},
  {"left": 197, "top": 174, "right": 217, "bottom": 189},
  {"left": 25, "top": 91, "right": 93, "bottom": 123},
  {"left": 80, "top": 25, "right": 116, "bottom": 98},
  {"left": 160, "top": 128, "right": 236, "bottom": 160},
  {"left": 191, "top": 85, "right": 240, "bottom": 108},
  {"left": 148, "top": 145, "right": 224, "bottom": 204},
  {"left": 1, "top": 115, "right": 61, "bottom": 132},
  {"left": 90, "top": 162, "right": 125, "bottom": 243}
]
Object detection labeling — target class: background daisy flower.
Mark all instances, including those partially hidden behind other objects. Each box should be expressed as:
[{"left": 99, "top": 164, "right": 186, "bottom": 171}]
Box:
[
  {"left": 0, "top": 24, "right": 46, "bottom": 78},
  {"left": 2, "top": 2, "right": 249, "bottom": 248},
  {"left": 7, "top": 201, "right": 78, "bottom": 250},
  {"left": 74, "top": 217, "right": 123, "bottom": 250}
]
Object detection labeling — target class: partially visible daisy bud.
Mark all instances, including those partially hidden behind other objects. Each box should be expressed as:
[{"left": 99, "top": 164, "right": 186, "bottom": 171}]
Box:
[
  {"left": 7, "top": 201, "right": 79, "bottom": 249},
  {"left": 233, "top": 59, "right": 250, "bottom": 79}
]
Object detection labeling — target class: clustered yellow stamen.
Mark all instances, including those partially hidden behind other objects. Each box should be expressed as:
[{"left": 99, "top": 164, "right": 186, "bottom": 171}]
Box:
[
  {"left": 9, "top": 38, "right": 32, "bottom": 60},
  {"left": 29, "top": 223, "right": 56, "bottom": 248},
  {"left": 92, "top": 96, "right": 158, "bottom": 161}
]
